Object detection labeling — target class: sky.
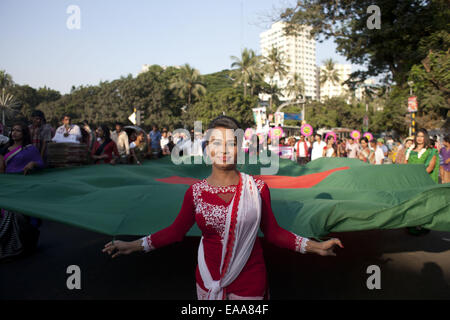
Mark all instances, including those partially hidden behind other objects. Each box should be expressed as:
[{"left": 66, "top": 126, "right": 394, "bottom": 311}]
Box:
[{"left": 0, "top": 0, "right": 352, "bottom": 94}]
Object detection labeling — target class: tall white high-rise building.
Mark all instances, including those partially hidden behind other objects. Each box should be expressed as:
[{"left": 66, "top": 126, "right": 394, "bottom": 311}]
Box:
[
  {"left": 319, "top": 63, "right": 352, "bottom": 101},
  {"left": 259, "top": 21, "right": 318, "bottom": 100}
]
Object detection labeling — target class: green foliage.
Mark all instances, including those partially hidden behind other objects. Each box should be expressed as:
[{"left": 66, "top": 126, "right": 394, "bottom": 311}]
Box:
[
  {"left": 169, "top": 64, "right": 206, "bottom": 107},
  {"left": 202, "top": 70, "right": 236, "bottom": 95},
  {"left": 369, "top": 86, "right": 409, "bottom": 134},
  {"left": 320, "top": 59, "right": 340, "bottom": 86},
  {"left": 4, "top": 66, "right": 257, "bottom": 131},
  {"left": 408, "top": 31, "right": 450, "bottom": 119},
  {"left": 36, "top": 66, "right": 186, "bottom": 130},
  {"left": 303, "top": 97, "right": 365, "bottom": 130},
  {"left": 0, "top": 70, "right": 14, "bottom": 89},
  {"left": 1, "top": 83, "right": 61, "bottom": 124},
  {"left": 184, "top": 88, "right": 257, "bottom": 129},
  {"left": 285, "top": 73, "right": 305, "bottom": 101},
  {"left": 230, "top": 48, "right": 263, "bottom": 97},
  {"left": 263, "top": 46, "right": 289, "bottom": 83},
  {"left": 280, "top": 0, "right": 450, "bottom": 86}
]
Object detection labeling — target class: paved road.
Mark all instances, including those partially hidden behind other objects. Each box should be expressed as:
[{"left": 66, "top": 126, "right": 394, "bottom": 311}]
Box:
[{"left": 1, "top": 220, "right": 449, "bottom": 299}]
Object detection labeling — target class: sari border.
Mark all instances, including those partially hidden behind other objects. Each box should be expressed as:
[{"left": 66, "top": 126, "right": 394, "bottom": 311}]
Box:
[{"left": 221, "top": 173, "right": 243, "bottom": 279}]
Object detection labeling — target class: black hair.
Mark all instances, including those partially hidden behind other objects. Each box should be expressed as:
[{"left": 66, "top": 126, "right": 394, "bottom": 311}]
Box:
[
  {"left": 430, "top": 138, "right": 436, "bottom": 147},
  {"left": 444, "top": 134, "right": 450, "bottom": 144},
  {"left": 314, "top": 133, "right": 322, "bottom": 139},
  {"left": 31, "top": 110, "right": 46, "bottom": 122},
  {"left": 9, "top": 122, "right": 32, "bottom": 147},
  {"left": 414, "top": 128, "right": 431, "bottom": 148},
  {"left": 207, "top": 115, "right": 241, "bottom": 131},
  {"left": 360, "top": 137, "right": 369, "bottom": 144},
  {"left": 205, "top": 116, "right": 241, "bottom": 143},
  {"left": 98, "top": 125, "right": 111, "bottom": 142},
  {"left": 370, "top": 139, "right": 377, "bottom": 144}
]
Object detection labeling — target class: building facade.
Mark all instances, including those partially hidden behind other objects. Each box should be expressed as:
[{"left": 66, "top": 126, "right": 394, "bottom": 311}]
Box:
[
  {"left": 259, "top": 21, "right": 318, "bottom": 101},
  {"left": 319, "top": 63, "right": 352, "bottom": 101}
]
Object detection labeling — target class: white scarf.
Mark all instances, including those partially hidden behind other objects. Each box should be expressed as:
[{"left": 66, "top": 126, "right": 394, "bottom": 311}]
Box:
[{"left": 197, "top": 172, "right": 262, "bottom": 300}]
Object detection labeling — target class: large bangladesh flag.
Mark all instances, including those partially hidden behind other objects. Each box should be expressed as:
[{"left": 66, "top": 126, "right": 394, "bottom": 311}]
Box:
[{"left": 0, "top": 156, "right": 449, "bottom": 238}]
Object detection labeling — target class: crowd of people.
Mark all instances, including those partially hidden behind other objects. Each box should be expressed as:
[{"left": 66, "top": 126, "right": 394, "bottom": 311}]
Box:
[
  {"left": 0, "top": 112, "right": 179, "bottom": 169},
  {"left": 0, "top": 110, "right": 448, "bottom": 183},
  {"left": 278, "top": 130, "right": 448, "bottom": 184},
  {"left": 0, "top": 109, "right": 449, "bottom": 261}
]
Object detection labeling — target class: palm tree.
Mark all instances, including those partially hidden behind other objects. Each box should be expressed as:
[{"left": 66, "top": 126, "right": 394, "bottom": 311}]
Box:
[
  {"left": 230, "top": 48, "right": 262, "bottom": 97},
  {"left": 169, "top": 64, "right": 206, "bottom": 108},
  {"left": 262, "top": 82, "right": 284, "bottom": 111},
  {"left": 320, "top": 59, "right": 340, "bottom": 86},
  {"left": 262, "top": 47, "right": 289, "bottom": 85},
  {"left": 0, "top": 88, "right": 19, "bottom": 126},
  {"left": 0, "top": 70, "right": 14, "bottom": 89},
  {"left": 285, "top": 73, "right": 305, "bottom": 101}
]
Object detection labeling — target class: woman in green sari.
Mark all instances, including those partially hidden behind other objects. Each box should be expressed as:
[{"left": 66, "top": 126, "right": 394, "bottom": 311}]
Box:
[
  {"left": 406, "top": 128, "right": 440, "bottom": 183},
  {"left": 405, "top": 128, "right": 440, "bottom": 236}
]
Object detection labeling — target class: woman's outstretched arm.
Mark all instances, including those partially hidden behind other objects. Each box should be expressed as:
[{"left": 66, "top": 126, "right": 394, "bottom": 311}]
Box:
[
  {"left": 260, "top": 183, "right": 343, "bottom": 256},
  {"left": 103, "top": 186, "right": 196, "bottom": 258}
]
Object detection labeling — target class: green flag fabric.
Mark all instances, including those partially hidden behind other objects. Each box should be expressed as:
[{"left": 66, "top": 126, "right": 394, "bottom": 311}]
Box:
[{"left": 0, "top": 156, "right": 449, "bottom": 238}]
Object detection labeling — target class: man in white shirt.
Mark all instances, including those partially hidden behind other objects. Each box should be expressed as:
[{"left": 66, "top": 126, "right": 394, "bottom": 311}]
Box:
[
  {"left": 110, "top": 122, "right": 130, "bottom": 163},
  {"left": 346, "top": 139, "right": 360, "bottom": 159},
  {"left": 52, "top": 115, "right": 82, "bottom": 144},
  {"left": 311, "top": 133, "right": 326, "bottom": 161},
  {"left": 160, "top": 129, "right": 169, "bottom": 151},
  {"left": 375, "top": 139, "right": 386, "bottom": 164},
  {"left": 294, "top": 135, "right": 310, "bottom": 165}
]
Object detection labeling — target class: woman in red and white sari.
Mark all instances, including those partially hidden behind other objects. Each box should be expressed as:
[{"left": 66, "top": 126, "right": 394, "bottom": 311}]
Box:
[{"left": 103, "top": 116, "right": 343, "bottom": 300}]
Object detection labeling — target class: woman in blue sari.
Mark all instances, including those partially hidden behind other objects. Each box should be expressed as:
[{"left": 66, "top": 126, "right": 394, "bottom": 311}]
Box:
[{"left": 0, "top": 122, "right": 44, "bottom": 261}]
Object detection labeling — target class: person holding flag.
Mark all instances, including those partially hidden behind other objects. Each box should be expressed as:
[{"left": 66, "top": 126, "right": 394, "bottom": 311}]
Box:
[
  {"left": 103, "top": 116, "right": 343, "bottom": 300},
  {"left": 294, "top": 135, "right": 310, "bottom": 165}
]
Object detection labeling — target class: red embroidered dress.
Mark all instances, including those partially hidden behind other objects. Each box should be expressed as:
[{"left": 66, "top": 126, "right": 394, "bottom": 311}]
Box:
[{"left": 142, "top": 176, "right": 308, "bottom": 298}]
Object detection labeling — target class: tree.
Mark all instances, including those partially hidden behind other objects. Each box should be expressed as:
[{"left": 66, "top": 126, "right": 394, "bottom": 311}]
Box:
[
  {"left": 285, "top": 73, "right": 305, "bottom": 101},
  {"left": 369, "top": 86, "right": 409, "bottom": 134},
  {"left": 230, "top": 48, "right": 262, "bottom": 97},
  {"left": 186, "top": 88, "right": 256, "bottom": 129},
  {"left": 0, "top": 70, "right": 14, "bottom": 89},
  {"left": 262, "top": 47, "right": 289, "bottom": 85},
  {"left": 169, "top": 64, "right": 206, "bottom": 108},
  {"left": 202, "top": 70, "right": 235, "bottom": 95},
  {"left": 280, "top": 0, "right": 450, "bottom": 86},
  {"left": 261, "top": 81, "right": 284, "bottom": 111},
  {"left": 319, "top": 59, "right": 340, "bottom": 86},
  {"left": 0, "top": 88, "right": 19, "bottom": 126},
  {"left": 408, "top": 35, "right": 450, "bottom": 120}
]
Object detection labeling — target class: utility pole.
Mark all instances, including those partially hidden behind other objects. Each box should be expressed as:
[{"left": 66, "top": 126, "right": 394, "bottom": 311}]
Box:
[{"left": 407, "top": 81, "right": 415, "bottom": 136}]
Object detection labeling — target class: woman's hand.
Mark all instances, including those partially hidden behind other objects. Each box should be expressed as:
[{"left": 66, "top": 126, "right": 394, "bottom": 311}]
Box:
[
  {"left": 23, "top": 161, "right": 36, "bottom": 175},
  {"left": 102, "top": 240, "right": 142, "bottom": 258},
  {"left": 307, "top": 238, "right": 343, "bottom": 256}
]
